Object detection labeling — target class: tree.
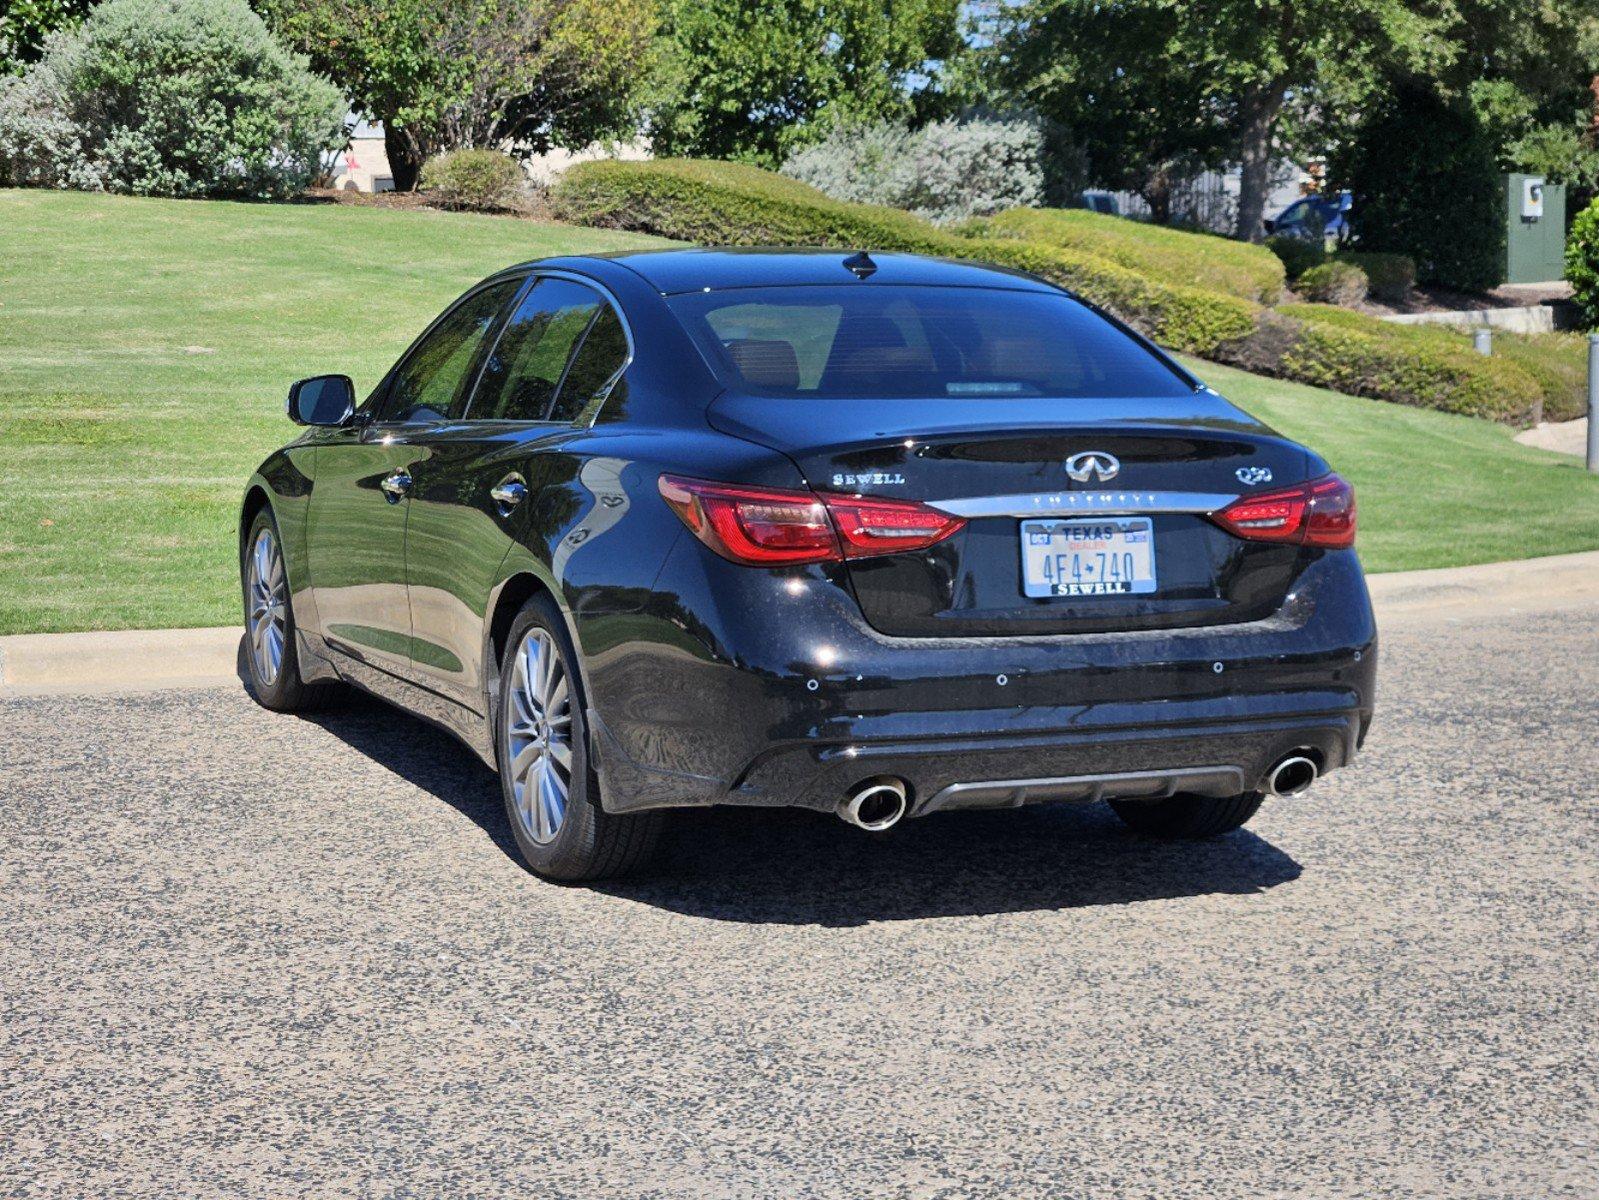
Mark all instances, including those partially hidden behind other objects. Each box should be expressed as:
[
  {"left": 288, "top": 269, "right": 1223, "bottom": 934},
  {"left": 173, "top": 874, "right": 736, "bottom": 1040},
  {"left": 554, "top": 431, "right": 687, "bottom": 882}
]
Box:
[
  {"left": 990, "top": 0, "right": 1447, "bottom": 240},
  {"left": 988, "top": 0, "right": 1233, "bottom": 221},
  {"left": 1333, "top": 79, "right": 1504, "bottom": 292},
  {"left": 262, "top": 0, "right": 656, "bottom": 190},
  {"left": 648, "top": 0, "right": 963, "bottom": 167}
]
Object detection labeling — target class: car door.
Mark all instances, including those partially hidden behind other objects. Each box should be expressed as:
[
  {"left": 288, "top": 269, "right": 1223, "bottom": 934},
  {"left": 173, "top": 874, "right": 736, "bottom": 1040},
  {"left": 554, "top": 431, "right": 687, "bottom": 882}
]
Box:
[
  {"left": 403, "top": 275, "right": 631, "bottom": 709},
  {"left": 305, "top": 277, "right": 523, "bottom": 678}
]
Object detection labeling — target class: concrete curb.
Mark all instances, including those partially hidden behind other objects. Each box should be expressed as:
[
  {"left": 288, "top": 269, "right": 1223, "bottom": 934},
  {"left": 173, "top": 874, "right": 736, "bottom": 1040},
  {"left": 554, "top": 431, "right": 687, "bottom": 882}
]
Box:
[
  {"left": 0, "top": 627, "right": 241, "bottom": 696},
  {"left": 1, "top": 551, "right": 1595, "bottom": 696}
]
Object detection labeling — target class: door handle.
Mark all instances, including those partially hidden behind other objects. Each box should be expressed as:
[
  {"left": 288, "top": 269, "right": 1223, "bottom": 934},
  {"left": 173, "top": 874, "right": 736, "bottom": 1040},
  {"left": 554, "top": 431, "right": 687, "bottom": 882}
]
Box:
[
  {"left": 491, "top": 478, "right": 527, "bottom": 514},
  {"left": 380, "top": 471, "right": 412, "bottom": 502}
]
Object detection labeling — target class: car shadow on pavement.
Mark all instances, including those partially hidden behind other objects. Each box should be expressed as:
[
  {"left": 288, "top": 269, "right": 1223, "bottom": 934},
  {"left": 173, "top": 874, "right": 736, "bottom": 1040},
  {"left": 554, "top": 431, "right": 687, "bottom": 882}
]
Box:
[{"left": 299, "top": 690, "right": 1302, "bottom": 927}]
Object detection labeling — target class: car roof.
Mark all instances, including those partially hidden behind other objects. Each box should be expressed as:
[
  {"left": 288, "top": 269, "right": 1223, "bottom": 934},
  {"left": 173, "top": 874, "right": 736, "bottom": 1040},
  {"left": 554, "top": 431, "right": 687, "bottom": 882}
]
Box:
[{"left": 524, "top": 247, "right": 1065, "bottom": 296}]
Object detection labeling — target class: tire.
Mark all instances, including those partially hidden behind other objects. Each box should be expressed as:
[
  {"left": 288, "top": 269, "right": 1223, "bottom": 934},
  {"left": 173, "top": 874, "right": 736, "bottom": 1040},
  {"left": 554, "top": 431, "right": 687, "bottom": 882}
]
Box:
[
  {"left": 241, "top": 506, "right": 341, "bottom": 713},
  {"left": 1108, "top": 791, "right": 1265, "bottom": 839},
  {"left": 495, "top": 595, "right": 662, "bottom": 881}
]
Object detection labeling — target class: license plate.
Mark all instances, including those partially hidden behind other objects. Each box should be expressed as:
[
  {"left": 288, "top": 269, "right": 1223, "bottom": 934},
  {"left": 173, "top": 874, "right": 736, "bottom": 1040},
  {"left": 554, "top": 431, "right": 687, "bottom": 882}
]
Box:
[{"left": 1021, "top": 517, "right": 1157, "bottom": 598}]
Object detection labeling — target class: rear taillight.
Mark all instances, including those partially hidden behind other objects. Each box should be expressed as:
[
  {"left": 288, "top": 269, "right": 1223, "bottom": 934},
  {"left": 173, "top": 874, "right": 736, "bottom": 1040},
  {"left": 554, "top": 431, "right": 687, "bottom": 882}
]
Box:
[
  {"left": 1210, "top": 473, "right": 1356, "bottom": 549},
  {"left": 818, "top": 492, "right": 967, "bottom": 559},
  {"left": 658, "top": 475, "right": 966, "bottom": 566}
]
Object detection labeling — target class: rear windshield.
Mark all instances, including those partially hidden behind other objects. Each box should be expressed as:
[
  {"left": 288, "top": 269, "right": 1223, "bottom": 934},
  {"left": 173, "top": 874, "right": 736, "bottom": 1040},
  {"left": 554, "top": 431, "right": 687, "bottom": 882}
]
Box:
[{"left": 666, "top": 285, "right": 1194, "bottom": 399}]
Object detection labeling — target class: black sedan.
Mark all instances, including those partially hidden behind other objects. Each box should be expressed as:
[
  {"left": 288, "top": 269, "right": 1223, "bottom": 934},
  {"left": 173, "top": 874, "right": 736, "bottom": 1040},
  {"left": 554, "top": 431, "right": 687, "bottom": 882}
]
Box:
[{"left": 240, "top": 249, "right": 1377, "bottom": 880}]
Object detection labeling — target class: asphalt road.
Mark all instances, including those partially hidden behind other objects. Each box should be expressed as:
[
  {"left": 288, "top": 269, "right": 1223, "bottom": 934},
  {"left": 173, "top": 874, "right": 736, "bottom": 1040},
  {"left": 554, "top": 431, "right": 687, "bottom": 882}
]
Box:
[{"left": 2, "top": 599, "right": 1596, "bottom": 1199}]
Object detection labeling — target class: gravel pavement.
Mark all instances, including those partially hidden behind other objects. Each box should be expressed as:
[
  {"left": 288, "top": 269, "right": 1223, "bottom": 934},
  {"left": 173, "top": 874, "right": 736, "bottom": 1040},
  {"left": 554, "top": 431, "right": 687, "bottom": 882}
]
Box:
[{"left": 2, "top": 598, "right": 1596, "bottom": 1198}]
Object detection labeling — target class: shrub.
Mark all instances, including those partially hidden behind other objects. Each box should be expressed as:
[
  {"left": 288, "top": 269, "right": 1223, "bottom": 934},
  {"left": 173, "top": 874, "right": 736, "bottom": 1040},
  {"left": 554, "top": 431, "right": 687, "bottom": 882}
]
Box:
[
  {"left": 0, "top": 0, "right": 343, "bottom": 199},
  {"left": 1335, "top": 251, "right": 1415, "bottom": 305},
  {"left": 551, "top": 158, "right": 1259, "bottom": 354},
  {"left": 1265, "top": 235, "right": 1325, "bottom": 282},
  {"left": 1213, "top": 304, "right": 1545, "bottom": 425},
  {"left": 420, "top": 149, "right": 527, "bottom": 212},
  {"left": 1565, "top": 199, "right": 1599, "bottom": 329},
  {"left": 781, "top": 118, "right": 1044, "bottom": 225},
  {"left": 975, "top": 206, "right": 1284, "bottom": 303},
  {"left": 1491, "top": 331, "right": 1589, "bottom": 422},
  {"left": 1297, "top": 261, "right": 1369, "bottom": 307}
]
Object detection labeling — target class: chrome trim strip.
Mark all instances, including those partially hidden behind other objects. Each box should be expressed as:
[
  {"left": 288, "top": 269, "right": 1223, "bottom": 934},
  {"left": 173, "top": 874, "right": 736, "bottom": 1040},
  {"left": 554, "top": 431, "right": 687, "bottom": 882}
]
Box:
[{"left": 928, "top": 490, "right": 1237, "bottom": 518}]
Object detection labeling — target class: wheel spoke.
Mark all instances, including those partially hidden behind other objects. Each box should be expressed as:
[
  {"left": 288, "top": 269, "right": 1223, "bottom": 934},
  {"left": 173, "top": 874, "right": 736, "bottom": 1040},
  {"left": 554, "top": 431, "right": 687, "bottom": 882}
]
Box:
[
  {"left": 510, "top": 740, "right": 541, "bottom": 782},
  {"left": 547, "top": 739, "right": 572, "bottom": 775},
  {"left": 541, "top": 763, "right": 567, "bottom": 833}
]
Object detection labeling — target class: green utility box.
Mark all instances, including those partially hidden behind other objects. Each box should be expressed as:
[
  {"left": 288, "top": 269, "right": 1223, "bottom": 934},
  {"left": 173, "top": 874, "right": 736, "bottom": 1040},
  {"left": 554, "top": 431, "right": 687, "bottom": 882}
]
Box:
[{"left": 1502, "top": 173, "right": 1566, "bottom": 284}]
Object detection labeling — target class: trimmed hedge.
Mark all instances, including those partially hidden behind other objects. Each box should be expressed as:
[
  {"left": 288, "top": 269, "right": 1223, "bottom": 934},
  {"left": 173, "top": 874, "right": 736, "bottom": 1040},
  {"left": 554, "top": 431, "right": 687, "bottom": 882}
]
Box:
[
  {"left": 552, "top": 159, "right": 1259, "bottom": 354},
  {"left": 972, "top": 206, "right": 1285, "bottom": 304},
  {"left": 1491, "top": 331, "right": 1588, "bottom": 423},
  {"left": 552, "top": 158, "right": 1546, "bottom": 425},
  {"left": 1334, "top": 251, "right": 1415, "bottom": 305},
  {"left": 421, "top": 150, "right": 527, "bottom": 212},
  {"left": 1214, "top": 304, "right": 1545, "bottom": 424},
  {"left": 1298, "top": 261, "right": 1369, "bottom": 307},
  {"left": 1265, "top": 236, "right": 1325, "bottom": 282}
]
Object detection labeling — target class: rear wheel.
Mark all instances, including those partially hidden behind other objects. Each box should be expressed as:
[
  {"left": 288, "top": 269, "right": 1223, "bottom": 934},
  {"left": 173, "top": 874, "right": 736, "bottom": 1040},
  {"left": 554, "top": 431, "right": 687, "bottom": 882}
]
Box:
[
  {"left": 496, "top": 597, "right": 662, "bottom": 881},
  {"left": 242, "top": 507, "right": 340, "bottom": 712},
  {"left": 1108, "top": 792, "right": 1264, "bottom": 839}
]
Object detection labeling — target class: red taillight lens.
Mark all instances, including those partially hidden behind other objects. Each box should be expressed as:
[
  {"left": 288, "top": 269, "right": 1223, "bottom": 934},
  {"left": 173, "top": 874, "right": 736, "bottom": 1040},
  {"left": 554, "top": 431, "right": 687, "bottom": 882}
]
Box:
[
  {"left": 817, "top": 492, "right": 967, "bottom": 559},
  {"left": 1211, "top": 473, "right": 1356, "bottom": 549},
  {"left": 658, "top": 475, "right": 966, "bottom": 566},
  {"left": 659, "top": 475, "right": 839, "bottom": 564}
]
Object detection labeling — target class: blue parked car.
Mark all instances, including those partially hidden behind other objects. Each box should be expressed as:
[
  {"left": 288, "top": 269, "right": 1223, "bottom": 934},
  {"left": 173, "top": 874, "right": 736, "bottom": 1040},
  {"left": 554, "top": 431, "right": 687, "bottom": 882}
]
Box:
[{"left": 1265, "top": 191, "right": 1352, "bottom": 241}]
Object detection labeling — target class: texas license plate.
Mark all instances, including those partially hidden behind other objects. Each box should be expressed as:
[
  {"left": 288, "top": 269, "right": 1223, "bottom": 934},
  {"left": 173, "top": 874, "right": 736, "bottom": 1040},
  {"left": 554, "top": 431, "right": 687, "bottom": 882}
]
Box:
[{"left": 1021, "top": 517, "right": 1157, "bottom": 597}]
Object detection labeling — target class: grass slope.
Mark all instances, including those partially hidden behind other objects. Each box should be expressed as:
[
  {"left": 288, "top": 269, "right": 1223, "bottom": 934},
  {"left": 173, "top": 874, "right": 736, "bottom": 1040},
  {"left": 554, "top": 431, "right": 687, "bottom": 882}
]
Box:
[
  {"left": 1183, "top": 357, "right": 1599, "bottom": 572},
  {"left": 0, "top": 190, "right": 1593, "bottom": 634},
  {"left": 0, "top": 189, "right": 667, "bottom": 635}
]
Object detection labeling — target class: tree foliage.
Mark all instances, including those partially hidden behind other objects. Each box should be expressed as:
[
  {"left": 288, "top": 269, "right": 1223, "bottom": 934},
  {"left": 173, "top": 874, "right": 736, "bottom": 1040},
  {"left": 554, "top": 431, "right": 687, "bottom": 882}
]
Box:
[
  {"left": 1333, "top": 79, "right": 1504, "bottom": 293},
  {"left": 261, "top": 0, "right": 656, "bottom": 188},
  {"left": 988, "top": 0, "right": 1232, "bottom": 222},
  {"left": 648, "top": 0, "right": 962, "bottom": 167},
  {"left": 0, "top": 0, "right": 91, "bottom": 75}
]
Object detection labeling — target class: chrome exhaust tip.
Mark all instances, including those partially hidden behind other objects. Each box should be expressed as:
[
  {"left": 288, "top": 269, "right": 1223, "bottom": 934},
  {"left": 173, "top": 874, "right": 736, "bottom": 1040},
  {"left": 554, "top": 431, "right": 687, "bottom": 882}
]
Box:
[
  {"left": 1264, "top": 754, "right": 1319, "bottom": 798},
  {"left": 838, "top": 778, "right": 909, "bottom": 831}
]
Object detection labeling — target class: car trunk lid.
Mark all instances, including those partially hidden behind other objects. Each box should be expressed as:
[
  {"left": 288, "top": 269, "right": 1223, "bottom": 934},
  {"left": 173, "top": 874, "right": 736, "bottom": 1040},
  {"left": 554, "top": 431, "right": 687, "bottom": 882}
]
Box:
[{"left": 707, "top": 392, "right": 1318, "bottom": 636}]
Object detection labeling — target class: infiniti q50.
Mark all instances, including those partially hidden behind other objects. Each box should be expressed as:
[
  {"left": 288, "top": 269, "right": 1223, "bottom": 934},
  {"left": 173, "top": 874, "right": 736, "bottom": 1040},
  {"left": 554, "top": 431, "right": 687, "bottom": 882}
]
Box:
[{"left": 240, "top": 249, "right": 1377, "bottom": 880}]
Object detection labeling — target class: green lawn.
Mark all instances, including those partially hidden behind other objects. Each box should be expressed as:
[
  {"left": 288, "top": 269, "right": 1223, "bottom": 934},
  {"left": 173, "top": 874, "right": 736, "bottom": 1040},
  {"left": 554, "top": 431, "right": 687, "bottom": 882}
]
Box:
[
  {"left": 0, "top": 190, "right": 667, "bottom": 634},
  {"left": 1181, "top": 357, "right": 1599, "bottom": 573},
  {"left": 0, "top": 189, "right": 1594, "bottom": 635}
]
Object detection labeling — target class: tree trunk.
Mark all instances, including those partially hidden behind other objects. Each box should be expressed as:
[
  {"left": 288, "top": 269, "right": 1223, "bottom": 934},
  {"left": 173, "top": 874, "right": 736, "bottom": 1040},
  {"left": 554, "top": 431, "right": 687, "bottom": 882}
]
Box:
[
  {"left": 1235, "top": 84, "right": 1286, "bottom": 243},
  {"left": 383, "top": 122, "right": 423, "bottom": 192},
  {"left": 1143, "top": 165, "right": 1173, "bottom": 225}
]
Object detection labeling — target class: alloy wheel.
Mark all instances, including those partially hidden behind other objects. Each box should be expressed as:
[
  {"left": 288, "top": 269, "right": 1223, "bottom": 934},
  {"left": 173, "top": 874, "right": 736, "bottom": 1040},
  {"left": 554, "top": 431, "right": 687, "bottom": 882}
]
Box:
[
  {"left": 247, "top": 528, "right": 288, "bottom": 686},
  {"left": 506, "top": 628, "right": 574, "bottom": 845}
]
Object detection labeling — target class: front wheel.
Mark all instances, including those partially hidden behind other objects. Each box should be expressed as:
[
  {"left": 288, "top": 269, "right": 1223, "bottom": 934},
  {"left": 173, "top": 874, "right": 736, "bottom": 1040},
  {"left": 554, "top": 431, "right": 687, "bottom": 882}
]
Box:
[
  {"left": 496, "top": 597, "right": 662, "bottom": 881},
  {"left": 1108, "top": 792, "right": 1264, "bottom": 839},
  {"left": 241, "top": 507, "right": 340, "bottom": 712}
]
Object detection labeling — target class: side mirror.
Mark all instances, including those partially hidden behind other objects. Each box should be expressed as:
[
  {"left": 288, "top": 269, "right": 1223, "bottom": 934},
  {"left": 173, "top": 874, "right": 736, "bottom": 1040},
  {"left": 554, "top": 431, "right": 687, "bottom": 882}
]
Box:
[
  {"left": 287, "top": 375, "right": 356, "bottom": 426},
  {"left": 1262, "top": 218, "right": 1277, "bottom": 234}
]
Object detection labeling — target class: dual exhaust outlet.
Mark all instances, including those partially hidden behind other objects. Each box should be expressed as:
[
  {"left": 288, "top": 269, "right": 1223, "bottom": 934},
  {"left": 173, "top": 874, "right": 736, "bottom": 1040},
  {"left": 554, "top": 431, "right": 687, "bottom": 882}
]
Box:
[{"left": 835, "top": 752, "right": 1319, "bottom": 830}]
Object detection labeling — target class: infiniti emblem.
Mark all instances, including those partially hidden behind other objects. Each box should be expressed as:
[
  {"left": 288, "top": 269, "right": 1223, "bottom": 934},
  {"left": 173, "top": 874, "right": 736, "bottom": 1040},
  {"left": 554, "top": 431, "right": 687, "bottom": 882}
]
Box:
[{"left": 1065, "top": 451, "right": 1120, "bottom": 483}]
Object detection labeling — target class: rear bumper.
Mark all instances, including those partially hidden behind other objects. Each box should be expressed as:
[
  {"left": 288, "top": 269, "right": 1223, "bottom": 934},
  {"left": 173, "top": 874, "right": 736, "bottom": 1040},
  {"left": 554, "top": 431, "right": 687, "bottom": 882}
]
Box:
[{"left": 579, "top": 547, "right": 1377, "bottom": 816}]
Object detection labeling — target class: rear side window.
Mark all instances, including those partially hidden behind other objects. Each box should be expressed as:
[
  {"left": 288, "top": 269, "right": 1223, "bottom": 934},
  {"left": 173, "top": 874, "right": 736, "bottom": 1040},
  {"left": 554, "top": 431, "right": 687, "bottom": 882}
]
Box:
[
  {"left": 470, "top": 278, "right": 604, "bottom": 421},
  {"left": 548, "top": 304, "right": 629, "bottom": 424},
  {"left": 378, "top": 278, "right": 521, "bottom": 423},
  {"left": 666, "top": 285, "right": 1193, "bottom": 400}
]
